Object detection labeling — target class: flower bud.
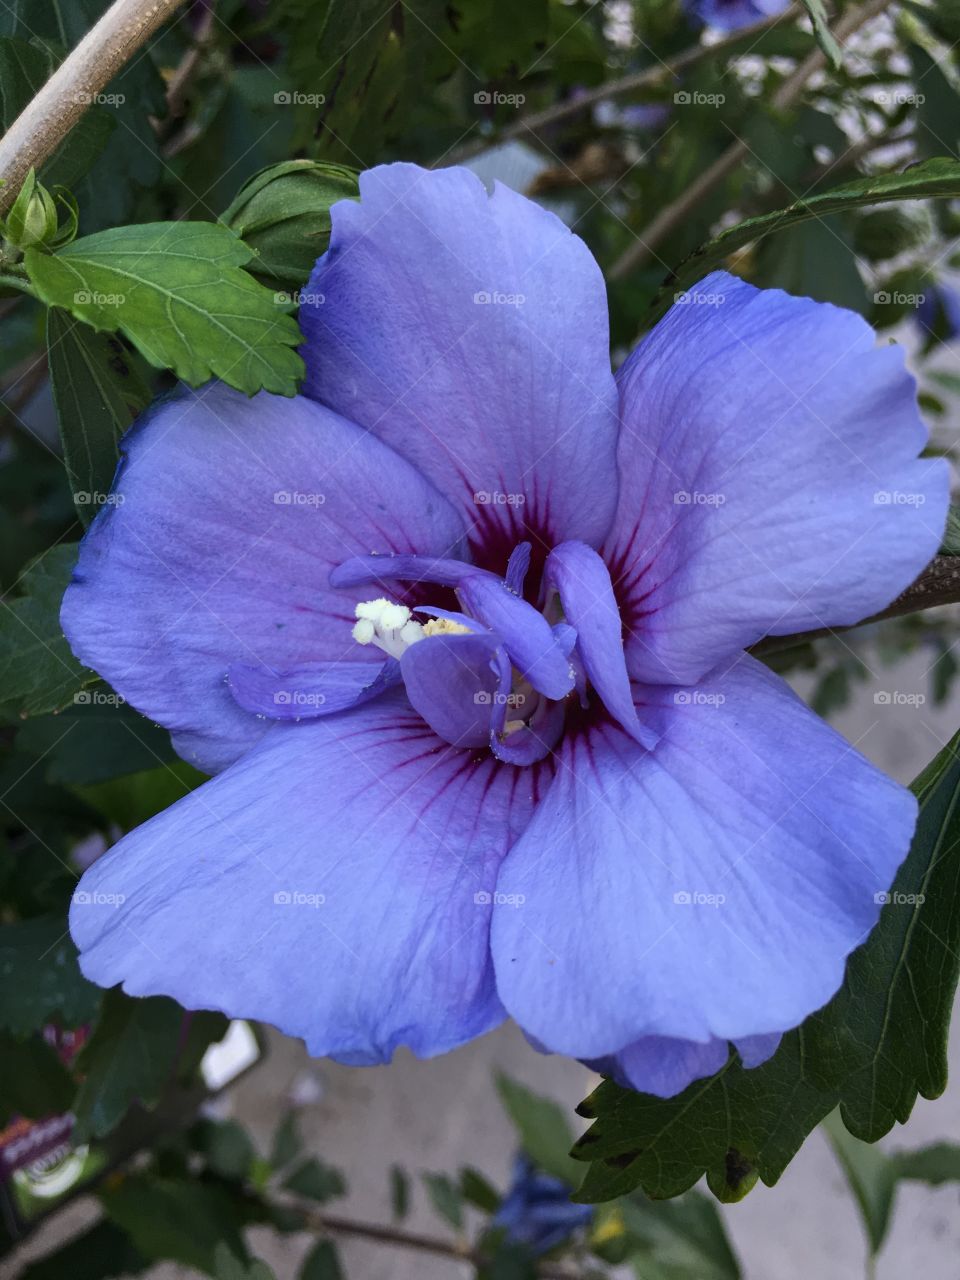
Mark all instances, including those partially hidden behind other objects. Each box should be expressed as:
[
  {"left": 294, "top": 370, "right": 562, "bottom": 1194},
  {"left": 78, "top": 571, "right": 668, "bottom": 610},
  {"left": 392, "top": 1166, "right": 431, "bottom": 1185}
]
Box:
[
  {"left": 4, "top": 170, "right": 58, "bottom": 249},
  {"left": 1, "top": 170, "right": 78, "bottom": 254},
  {"left": 221, "top": 160, "right": 359, "bottom": 286}
]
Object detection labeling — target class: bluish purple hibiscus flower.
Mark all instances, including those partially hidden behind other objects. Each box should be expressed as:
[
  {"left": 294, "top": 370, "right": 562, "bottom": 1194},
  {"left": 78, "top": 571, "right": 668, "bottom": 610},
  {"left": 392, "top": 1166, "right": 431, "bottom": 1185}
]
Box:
[
  {"left": 494, "top": 1155, "right": 593, "bottom": 1255},
  {"left": 64, "top": 163, "right": 947, "bottom": 1098},
  {"left": 687, "top": 0, "right": 790, "bottom": 32}
]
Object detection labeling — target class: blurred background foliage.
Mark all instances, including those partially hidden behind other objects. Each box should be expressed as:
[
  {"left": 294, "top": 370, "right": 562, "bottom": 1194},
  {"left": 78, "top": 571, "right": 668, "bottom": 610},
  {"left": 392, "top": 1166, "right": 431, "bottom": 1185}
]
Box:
[{"left": 3, "top": 0, "right": 960, "bottom": 1276}]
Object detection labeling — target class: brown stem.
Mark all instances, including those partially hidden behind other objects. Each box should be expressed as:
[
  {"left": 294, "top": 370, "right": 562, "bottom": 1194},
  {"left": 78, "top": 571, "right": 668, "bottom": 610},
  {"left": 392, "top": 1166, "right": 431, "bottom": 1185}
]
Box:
[
  {"left": 607, "top": 0, "right": 891, "bottom": 282},
  {"left": 752, "top": 555, "right": 960, "bottom": 658},
  {"left": 447, "top": 5, "right": 802, "bottom": 165},
  {"left": 294, "top": 1205, "right": 588, "bottom": 1279},
  {"left": 0, "top": 0, "right": 187, "bottom": 214}
]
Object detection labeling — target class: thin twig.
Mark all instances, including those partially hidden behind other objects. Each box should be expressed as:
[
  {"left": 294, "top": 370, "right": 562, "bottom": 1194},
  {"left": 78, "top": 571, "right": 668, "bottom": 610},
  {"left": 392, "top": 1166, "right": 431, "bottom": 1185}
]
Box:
[
  {"left": 163, "top": 2, "right": 217, "bottom": 125},
  {"left": 448, "top": 4, "right": 802, "bottom": 165},
  {"left": 608, "top": 0, "right": 891, "bottom": 281},
  {"left": 293, "top": 1203, "right": 588, "bottom": 1279},
  {"left": 0, "top": 0, "right": 187, "bottom": 214}
]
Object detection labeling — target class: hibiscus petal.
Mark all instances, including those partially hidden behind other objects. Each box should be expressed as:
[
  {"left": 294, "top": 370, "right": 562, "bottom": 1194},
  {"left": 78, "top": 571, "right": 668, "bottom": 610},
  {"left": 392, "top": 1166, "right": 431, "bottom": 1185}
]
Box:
[
  {"left": 399, "top": 632, "right": 500, "bottom": 747},
  {"left": 491, "top": 654, "right": 915, "bottom": 1059},
  {"left": 69, "top": 694, "right": 536, "bottom": 1062},
  {"left": 606, "top": 271, "right": 949, "bottom": 685},
  {"left": 544, "top": 540, "right": 657, "bottom": 749},
  {"left": 228, "top": 659, "right": 400, "bottom": 719},
  {"left": 458, "top": 574, "right": 575, "bottom": 700},
  {"left": 589, "top": 1031, "right": 781, "bottom": 1097},
  {"left": 61, "top": 383, "right": 466, "bottom": 773},
  {"left": 299, "top": 163, "right": 620, "bottom": 556}
]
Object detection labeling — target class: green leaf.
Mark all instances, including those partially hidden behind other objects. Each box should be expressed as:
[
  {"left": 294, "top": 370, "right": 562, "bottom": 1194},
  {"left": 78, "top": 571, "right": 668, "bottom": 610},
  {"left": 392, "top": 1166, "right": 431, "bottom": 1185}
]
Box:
[
  {"left": 422, "top": 1170, "right": 464, "bottom": 1229},
  {"left": 659, "top": 158, "right": 960, "bottom": 317},
  {"left": 799, "top": 0, "right": 842, "bottom": 69},
  {"left": 572, "top": 729, "right": 960, "bottom": 1203},
  {"left": 0, "top": 545, "right": 96, "bottom": 719},
  {"left": 47, "top": 308, "right": 150, "bottom": 524},
  {"left": 939, "top": 504, "right": 960, "bottom": 554},
  {"left": 270, "top": 1109, "right": 303, "bottom": 1170},
  {"left": 909, "top": 44, "right": 960, "bottom": 161},
  {"left": 460, "top": 1164, "right": 502, "bottom": 1213},
  {"left": 496, "top": 1073, "right": 582, "bottom": 1184},
  {"left": 24, "top": 223, "right": 304, "bottom": 396},
  {"left": 195, "top": 1118, "right": 257, "bottom": 1180},
  {"left": 892, "top": 1142, "right": 960, "bottom": 1184},
  {"left": 100, "top": 1174, "right": 248, "bottom": 1276},
  {"left": 0, "top": 1031, "right": 75, "bottom": 1122},
  {"left": 19, "top": 1219, "right": 149, "bottom": 1280},
  {"left": 18, "top": 698, "right": 178, "bottom": 785},
  {"left": 0, "top": 914, "right": 101, "bottom": 1034},
  {"left": 72, "top": 990, "right": 184, "bottom": 1140},
  {"left": 282, "top": 1157, "right": 347, "bottom": 1203},
  {"left": 78, "top": 760, "right": 205, "bottom": 830},
  {"left": 215, "top": 1244, "right": 276, "bottom": 1280},
  {"left": 823, "top": 1110, "right": 896, "bottom": 1256},
  {"left": 390, "top": 1162, "right": 410, "bottom": 1220},
  {"left": 608, "top": 1191, "right": 740, "bottom": 1280},
  {"left": 299, "top": 1241, "right": 344, "bottom": 1280}
]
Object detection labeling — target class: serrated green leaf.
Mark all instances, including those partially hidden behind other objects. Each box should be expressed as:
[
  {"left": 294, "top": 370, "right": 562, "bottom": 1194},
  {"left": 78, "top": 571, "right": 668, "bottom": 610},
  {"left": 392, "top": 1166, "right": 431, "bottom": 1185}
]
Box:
[
  {"left": 496, "top": 1073, "right": 582, "bottom": 1184},
  {"left": 47, "top": 308, "right": 150, "bottom": 524},
  {"left": 658, "top": 158, "right": 960, "bottom": 317},
  {"left": 0, "top": 914, "right": 101, "bottom": 1035},
  {"left": 72, "top": 989, "right": 184, "bottom": 1140},
  {"left": 800, "top": 0, "right": 842, "bottom": 69},
  {"left": 0, "top": 545, "right": 97, "bottom": 718},
  {"left": 24, "top": 223, "right": 304, "bottom": 396},
  {"left": 572, "top": 729, "right": 960, "bottom": 1203}
]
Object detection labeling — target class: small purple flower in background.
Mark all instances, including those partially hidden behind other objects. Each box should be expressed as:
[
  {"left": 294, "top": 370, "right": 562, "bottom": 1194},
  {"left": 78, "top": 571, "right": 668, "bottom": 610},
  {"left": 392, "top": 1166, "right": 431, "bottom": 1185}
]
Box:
[
  {"left": 64, "top": 163, "right": 947, "bottom": 1098},
  {"left": 916, "top": 281, "right": 960, "bottom": 345},
  {"left": 687, "top": 0, "right": 790, "bottom": 32},
  {"left": 493, "top": 1155, "right": 592, "bottom": 1255}
]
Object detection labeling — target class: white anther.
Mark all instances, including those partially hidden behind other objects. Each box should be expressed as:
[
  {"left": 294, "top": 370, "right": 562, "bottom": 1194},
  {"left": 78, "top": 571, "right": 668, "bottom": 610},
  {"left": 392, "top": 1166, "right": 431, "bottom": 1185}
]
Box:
[
  {"left": 352, "top": 618, "right": 376, "bottom": 645},
  {"left": 380, "top": 603, "right": 411, "bottom": 632},
  {"left": 355, "top": 598, "right": 390, "bottom": 622},
  {"left": 400, "top": 620, "right": 425, "bottom": 647}
]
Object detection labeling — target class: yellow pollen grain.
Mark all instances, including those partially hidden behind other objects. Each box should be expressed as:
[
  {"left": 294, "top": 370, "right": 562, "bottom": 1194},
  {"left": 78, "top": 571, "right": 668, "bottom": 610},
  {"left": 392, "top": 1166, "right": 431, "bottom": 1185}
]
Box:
[{"left": 422, "top": 618, "right": 472, "bottom": 637}]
